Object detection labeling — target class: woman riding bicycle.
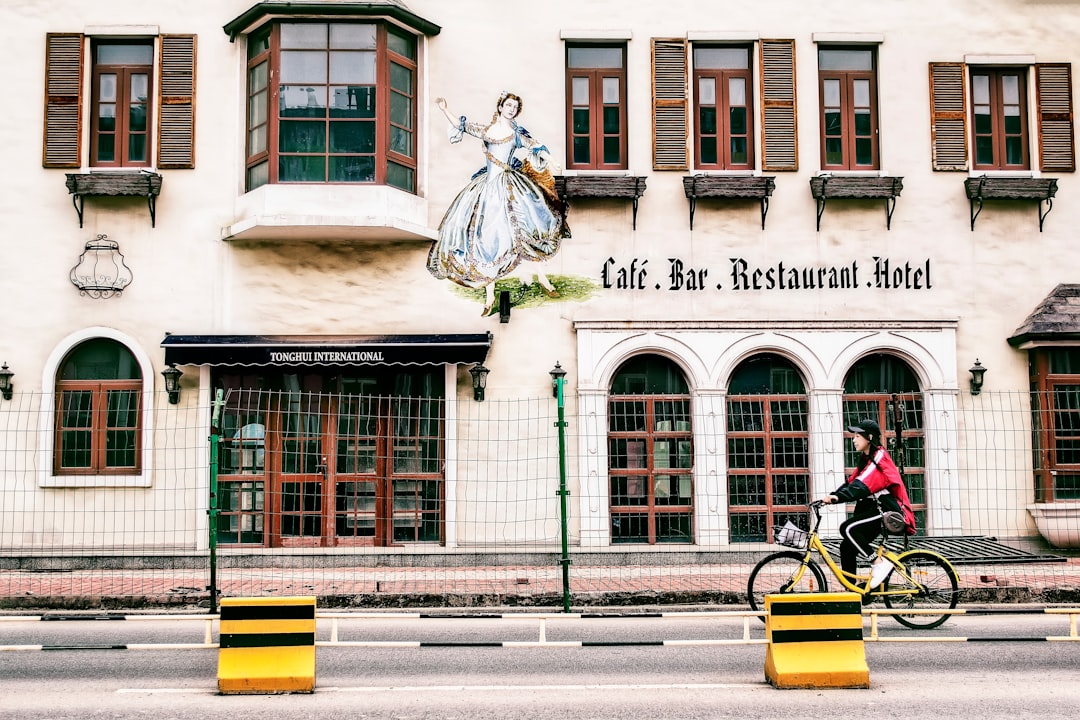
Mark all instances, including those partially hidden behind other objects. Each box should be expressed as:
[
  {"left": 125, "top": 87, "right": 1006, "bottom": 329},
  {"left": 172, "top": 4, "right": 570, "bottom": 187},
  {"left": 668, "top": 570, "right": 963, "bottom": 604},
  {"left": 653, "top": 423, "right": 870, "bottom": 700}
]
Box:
[{"left": 821, "top": 418, "right": 916, "bottom": 592}]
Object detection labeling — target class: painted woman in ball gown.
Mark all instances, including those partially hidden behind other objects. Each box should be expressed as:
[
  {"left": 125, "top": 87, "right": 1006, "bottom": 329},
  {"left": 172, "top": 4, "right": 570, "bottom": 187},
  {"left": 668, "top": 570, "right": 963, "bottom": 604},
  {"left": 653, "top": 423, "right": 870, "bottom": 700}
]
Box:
[{"left": 427, "top": 92, "right": 570, "bottom": 315}]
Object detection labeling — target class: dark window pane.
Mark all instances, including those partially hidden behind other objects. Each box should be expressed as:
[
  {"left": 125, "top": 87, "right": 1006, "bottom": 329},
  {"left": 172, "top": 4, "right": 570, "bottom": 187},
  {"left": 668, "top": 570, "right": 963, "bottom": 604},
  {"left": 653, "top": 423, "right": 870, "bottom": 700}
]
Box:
[
  {"left": 97, "top": 135, "right": 115, "bottom": 162},
  {"left": 387, "top": 29, "right": 416, "bottom": 60},
  {"left": 603, "top": 136, "right": 620, "bottom": 164},
  {"left": 728, "top": 107, "right": 745, "bottom": 135},
  {"left": 390, "top": 126, "right": 412, "bottom": 156},
  {"left": 729, "top": 475, "right": 766, "bottom": 506},
  {"left": 729, "top": 512, "right": 767, "bottom": 543},
  {"left": 975, "top": 136, "right": 994, "bottom": 165},
  {"left": 602, "top": 105, "right": 620, "bottom": 134},
  {"left": 731, "top": 137, "right": 747, "bottom": 164},
  {"left": 854, "top": 111, "right": 871, "bottom": 136},
  {"left": 824, "top": 110, "right": 842, "bottom": 135},
  {"left": 656, "top": 512, "right": 692, "bottom": 542},
  {"left": 279, "top": 120, "right": 327, "bottom": 153},
  {"left": 329, "top": 155, "right": 375, "bottom": 182},
  {"left": 700, "top": 137, "right": 718, "bottom": 164},
  {"left": 390, "top": 91, "right": 412, "bottom": 128},
  {"left": 855, "top": 138, "right": 872, "bottom": 165},
  {"left": 1005, "top": 137, "right": 1023, "bottom": 165},
  {"left": 573, "top": 136, "right": 590, "bottom": 164},
  {"left": 98, "top": 105, "right": 116, "bottom": 132},
  {"left": 279, "top": 155, "right": 326, "bottom": 182},
  {"left": 699, "top": 106, "right": 717, "bottom": 134},
  {"left": 386, "top": 161, "right": 413, "bottom": 191},
  {"left": 573, "top": 108, "right": 590, "bottom": 134},
  {"left": 611, "top": 512, "right": 649, "bottom": 542},
  {"left": 128, "top": 134, "right": 147, "bottom": 162},
  {"left": 329, "top": 121, "right": 374, "bottom": 153},
  {"left": 826, "top": 137, "right": 843, "bottom": 164}
]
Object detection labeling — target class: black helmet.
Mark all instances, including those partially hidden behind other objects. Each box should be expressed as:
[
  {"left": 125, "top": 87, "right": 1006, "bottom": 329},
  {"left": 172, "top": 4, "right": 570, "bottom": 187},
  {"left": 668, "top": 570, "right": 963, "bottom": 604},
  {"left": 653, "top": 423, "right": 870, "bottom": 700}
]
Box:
[{"left": 847, "top": 418, "right": 882, "bottom": 445}]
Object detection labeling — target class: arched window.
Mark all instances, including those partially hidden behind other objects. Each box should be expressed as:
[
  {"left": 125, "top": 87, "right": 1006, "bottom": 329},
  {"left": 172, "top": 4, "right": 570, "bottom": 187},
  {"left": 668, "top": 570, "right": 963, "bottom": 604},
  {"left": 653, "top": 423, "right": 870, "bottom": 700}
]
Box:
[
  {"left": 842, "top": 353, "right": 925, "bottom": 532},
  {"left": 727, "top": 353, "right": 810, "bottom": 542},
  {"left": 608, "top": 355, "right": 693, "bottom": 544},
  {"left": 54, "top": 339, "right": 142, "bottom": 475}
]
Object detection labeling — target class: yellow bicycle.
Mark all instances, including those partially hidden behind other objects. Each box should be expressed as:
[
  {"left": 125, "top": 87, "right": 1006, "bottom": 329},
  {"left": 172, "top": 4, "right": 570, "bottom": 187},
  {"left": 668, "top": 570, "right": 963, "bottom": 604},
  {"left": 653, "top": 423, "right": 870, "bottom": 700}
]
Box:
[{"left": 747, "top": 499, "right": 959, "bottom": 629}]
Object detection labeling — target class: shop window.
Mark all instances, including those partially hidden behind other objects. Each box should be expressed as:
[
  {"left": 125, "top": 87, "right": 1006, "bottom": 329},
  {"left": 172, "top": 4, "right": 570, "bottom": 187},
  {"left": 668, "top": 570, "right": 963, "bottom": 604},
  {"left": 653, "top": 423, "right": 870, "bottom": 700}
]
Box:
[
  {"left": 54, "top": 339, "right": 143, "bottom": 475},
  {"left": 565, "top": 44, "right": 627, "bottom": 170},
  {"left": 608, "top": 355, "right": 693, "bottom": 544},
  {"left": 726, "top": 354, "right": 810, "bottom": 543},
  {"left": 1030, "top": 348, "right": 1080, "bottom": 502},
  {"left": 214, "top": 368, "right": 444, "bottom": 547},
  {"left": 244, "top": 21, "right": 417, "bottom": 192},
  {"left": 842, "top": 353, "right": 926, "bottom": 532},
  {"left": 818, "top": 46, "right": 878, "bottom": 171}
]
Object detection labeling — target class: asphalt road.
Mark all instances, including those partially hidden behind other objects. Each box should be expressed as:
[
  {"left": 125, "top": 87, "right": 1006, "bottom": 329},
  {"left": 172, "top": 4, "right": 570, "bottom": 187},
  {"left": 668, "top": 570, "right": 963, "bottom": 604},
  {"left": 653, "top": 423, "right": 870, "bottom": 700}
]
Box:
[{"left": 2, "top": 611, "right": 1079, "bottom": 719}]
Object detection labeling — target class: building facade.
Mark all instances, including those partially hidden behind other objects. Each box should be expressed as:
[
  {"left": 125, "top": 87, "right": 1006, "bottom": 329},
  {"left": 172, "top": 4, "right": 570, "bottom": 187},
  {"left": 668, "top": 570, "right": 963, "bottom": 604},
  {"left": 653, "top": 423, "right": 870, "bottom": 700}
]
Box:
[{"left": 3, "top": 0, "right": 1080, "bottom": 562}]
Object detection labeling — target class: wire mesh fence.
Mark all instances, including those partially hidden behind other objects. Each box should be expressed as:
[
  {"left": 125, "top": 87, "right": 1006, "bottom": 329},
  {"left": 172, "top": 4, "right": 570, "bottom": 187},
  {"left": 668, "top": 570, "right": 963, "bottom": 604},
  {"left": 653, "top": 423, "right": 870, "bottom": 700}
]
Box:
[{"left": 1, "top": 387, "right": 1078, "bottom": 609}]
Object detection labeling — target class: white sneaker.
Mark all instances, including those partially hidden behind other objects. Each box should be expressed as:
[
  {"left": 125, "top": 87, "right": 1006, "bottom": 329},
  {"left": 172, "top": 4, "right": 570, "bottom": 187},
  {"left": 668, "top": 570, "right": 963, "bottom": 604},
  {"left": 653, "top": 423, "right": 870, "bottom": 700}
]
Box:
[{"left": 869, "top": 559, "right": 892, "bottom": 589}]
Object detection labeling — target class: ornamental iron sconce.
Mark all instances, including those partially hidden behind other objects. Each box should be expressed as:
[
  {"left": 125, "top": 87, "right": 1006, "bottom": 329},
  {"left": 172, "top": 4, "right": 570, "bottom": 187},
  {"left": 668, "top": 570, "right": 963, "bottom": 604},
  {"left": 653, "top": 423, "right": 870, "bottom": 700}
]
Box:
[
  {"left": 161, "top": 364, "right": 183, "bottom": 405},
  {"left": 969, "top": 359, "right": 987, "bottom": 396},
  {"left": 0, "top": 362, "right": 13, "bottom": 400},
  {"left": 469, "top": 363, "right": 489, "bottom": 402},
  {"left": 70, "top": 234, "right": 133, "bottom": 299},
  {"left": 549, "top": 361, "right": 567, "bottom": 398}
]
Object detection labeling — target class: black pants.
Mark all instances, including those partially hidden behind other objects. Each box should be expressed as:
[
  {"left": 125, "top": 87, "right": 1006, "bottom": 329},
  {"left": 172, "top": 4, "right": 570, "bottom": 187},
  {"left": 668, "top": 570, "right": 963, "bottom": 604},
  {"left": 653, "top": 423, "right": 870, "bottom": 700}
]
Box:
[{"left": 838, "top": 512, "right": 882, "bottom": 578}]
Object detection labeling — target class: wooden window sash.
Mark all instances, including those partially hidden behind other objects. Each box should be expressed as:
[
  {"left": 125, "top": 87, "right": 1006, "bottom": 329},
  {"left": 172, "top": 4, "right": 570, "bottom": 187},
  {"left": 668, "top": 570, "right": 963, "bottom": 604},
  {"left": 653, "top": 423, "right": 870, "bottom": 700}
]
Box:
[
  {"left": 1036, "top": 63, "right": 1075, "bottom": 172},
  {"left": 929, "top": 62, "right": 968, "bottom": 170},
  {"left": 693, "top": 65, "right": 754, "bottom": 171},
  {"left": 43, "top": 33, "right": 84, "bottom": 168},
  {"left": 566, "top": 63, "right": 628, "bottom": 171},
  {"left": 158, "top": 34, "right": 196, "bottom": 169},
  {"left": 760, "top": 39, "right": 797, "bottom": 171},
  {"left": 90, "top": 62, "right": 153, "bottom": 168},
  {"left": 971, "top": 67, "right": 1029, "bottom": 171},
  {"left": 819, "top": 70, "right": 878, "bottom": 171},
  {"left": 55, "top": 380, "right": 143, "bottom": 475},
  {"left": 652, "top": 38, "right": 688, "bottom": 170}
]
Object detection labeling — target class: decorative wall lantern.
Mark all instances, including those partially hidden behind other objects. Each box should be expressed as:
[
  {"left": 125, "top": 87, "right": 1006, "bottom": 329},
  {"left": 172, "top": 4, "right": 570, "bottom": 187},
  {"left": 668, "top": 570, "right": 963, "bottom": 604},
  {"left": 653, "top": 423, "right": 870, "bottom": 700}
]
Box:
[
  {"left": 969, "top": 359, "right": 987, "bottom": 395},
  {"left": 0, "top": 362, "right": 13, "bottom": 400},
  {"left": 70, "top": 234, "right": 133, "bottom": 298},
  {"left": 469, "top": 363, "right": 489, "bottom": 402},
  {"left": 161, "top": 364, "right": 183, "bottom": 404}
]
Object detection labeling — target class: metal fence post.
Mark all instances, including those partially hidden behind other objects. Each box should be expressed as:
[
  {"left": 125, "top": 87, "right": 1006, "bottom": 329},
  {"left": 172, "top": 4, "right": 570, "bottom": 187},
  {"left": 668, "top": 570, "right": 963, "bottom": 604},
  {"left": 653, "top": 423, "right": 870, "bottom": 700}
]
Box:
[
  {"left": 208, "top": 388, "right": 224, "bottom": 613},
  {"left": 550, "top": 363, "right": 571, "bottom": 613}
]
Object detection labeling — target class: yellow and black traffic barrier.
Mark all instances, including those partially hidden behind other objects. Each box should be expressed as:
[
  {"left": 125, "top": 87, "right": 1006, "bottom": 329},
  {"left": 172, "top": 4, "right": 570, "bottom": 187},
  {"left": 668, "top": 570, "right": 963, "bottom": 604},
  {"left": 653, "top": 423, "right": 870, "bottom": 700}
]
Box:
[
  {"left": 764, "top": 592, "right": 869, "bottom": 689},
  {"left": 217, "top": 596, "right": 316, "bottom": 694}
]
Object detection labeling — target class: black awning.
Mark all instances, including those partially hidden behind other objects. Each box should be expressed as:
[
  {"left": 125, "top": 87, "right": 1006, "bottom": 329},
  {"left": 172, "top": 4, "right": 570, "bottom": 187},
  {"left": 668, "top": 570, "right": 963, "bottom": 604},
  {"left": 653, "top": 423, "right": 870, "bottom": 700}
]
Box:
[{"left": 161, "top": 333, "right": 491, "bottom": 368}]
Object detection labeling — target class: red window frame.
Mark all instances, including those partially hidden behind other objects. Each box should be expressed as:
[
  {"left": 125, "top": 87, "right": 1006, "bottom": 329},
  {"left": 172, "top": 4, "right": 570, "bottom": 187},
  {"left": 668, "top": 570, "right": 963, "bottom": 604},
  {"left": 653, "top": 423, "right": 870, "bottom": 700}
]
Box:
[
  {"left": 818, "top": 47, "right": 879, "bottom": 171},
  {"left": 90, "top": 41, "right": 153, "bottom": 168},
  {"left": 565, "top": 44, "right": 628, "bottom": 171},
  {"left": 244, "top": 21, "right": 418, "bottom": 192},
  {"left": 971, "top": 67, "right": 1030, "bottom": 171},
  {"left": 692, "top": 45, "right": 754, "bottom": 171}
]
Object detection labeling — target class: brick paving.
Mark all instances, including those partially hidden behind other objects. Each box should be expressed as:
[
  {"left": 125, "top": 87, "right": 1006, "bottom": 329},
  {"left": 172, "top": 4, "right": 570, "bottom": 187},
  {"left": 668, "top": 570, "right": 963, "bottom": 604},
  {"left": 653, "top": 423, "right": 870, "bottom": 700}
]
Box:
[{"left": 3, "top": 559, "right": 1079, "bottom": 609}]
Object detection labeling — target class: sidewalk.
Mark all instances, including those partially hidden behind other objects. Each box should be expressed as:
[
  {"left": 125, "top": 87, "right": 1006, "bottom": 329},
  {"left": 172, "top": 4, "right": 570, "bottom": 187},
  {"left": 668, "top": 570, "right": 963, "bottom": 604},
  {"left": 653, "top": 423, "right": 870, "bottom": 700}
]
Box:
[{"left": 3, "top": 558, "right": 1080, "bottom": 610}]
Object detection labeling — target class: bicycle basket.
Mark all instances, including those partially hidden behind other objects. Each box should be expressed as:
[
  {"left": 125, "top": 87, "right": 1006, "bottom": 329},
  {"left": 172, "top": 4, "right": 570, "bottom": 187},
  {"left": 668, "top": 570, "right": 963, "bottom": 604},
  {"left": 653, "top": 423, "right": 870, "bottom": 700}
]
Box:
[{"left": 774, "top": 521, "right": 808, "bottom": 549}]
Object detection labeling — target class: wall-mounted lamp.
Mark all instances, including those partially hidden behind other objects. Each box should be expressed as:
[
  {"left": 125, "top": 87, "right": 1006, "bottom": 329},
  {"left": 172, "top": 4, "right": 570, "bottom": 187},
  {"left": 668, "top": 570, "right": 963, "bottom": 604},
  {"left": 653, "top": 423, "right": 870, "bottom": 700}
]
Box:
[
  {"left": 469, "top": 363, "right": 490, "bottom": 402},
  {"left": 161, "top": 364, "right": 183, "bottom": 405},
  {"left": 0, "top": 362, "right": 13, "bottom": 401},
  {"left": 549, "top": 361, "right": 567, "bottom": 398},
  {"left": 969, "top": 359, "right": 987, "bottom": 395}
]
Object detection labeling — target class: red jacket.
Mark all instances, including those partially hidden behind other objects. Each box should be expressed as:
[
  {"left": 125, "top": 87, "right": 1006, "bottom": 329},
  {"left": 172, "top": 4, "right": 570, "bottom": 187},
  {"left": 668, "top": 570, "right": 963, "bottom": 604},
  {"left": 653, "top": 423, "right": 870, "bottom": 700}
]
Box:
[{"left": 832, "top": 446, "right": 917, "bottom": 534}]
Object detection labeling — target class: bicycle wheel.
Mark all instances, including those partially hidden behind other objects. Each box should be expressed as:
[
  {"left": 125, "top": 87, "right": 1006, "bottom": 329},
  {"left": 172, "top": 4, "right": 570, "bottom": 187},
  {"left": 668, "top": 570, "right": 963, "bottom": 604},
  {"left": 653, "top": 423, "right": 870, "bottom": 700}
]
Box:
[
  {"left": 747, "top": 551, "right": 829, "bottom": 619},
  {"left": 882, "top": 549, "right": 958, "bottom": 629}
]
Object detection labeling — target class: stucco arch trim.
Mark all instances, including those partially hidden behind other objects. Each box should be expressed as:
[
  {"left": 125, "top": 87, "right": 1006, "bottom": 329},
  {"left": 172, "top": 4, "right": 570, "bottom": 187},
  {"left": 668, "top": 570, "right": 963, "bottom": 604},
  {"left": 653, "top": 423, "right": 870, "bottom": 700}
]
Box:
[
  {"left": 578, "top": 331, "right": 710, "bottom": 392},
  {"left": 37, "top": 327, "right": 158, "bottom": 488},
  {"left": 713, "top": 333, "right": 829, "bottom": 390}
]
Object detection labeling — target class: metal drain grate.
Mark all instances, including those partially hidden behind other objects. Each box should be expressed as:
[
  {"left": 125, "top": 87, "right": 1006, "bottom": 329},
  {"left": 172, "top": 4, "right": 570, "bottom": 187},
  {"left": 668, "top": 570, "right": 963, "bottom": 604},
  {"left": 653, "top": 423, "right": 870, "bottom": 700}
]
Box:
[{"left": 819, "top": 535, "right": 1067, "bottom": 565}]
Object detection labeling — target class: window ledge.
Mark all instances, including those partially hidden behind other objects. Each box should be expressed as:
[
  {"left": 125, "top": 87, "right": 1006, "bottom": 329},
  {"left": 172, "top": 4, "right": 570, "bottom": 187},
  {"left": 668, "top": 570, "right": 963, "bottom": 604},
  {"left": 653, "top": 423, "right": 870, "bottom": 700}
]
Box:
[
  {"left": 554, "top": 175, "right": 647, "bottom": 229},
  {"left": 222, "top": 184, "right": 436, "bottom": 242},
  {"left": 965, "top": 175, "right": 1058, "bottom": 232},
  {"left": 65, "top": 171, "right": 162, "bottom": 228},
  {"left": 810, "top": 175, "right": 903, "bottom": 231},
  {"left": 682, "top": 175, "right": 776, "bottom": 230},
  {"left": 40, "top": 473, "right": 151, "bottom": 488}
]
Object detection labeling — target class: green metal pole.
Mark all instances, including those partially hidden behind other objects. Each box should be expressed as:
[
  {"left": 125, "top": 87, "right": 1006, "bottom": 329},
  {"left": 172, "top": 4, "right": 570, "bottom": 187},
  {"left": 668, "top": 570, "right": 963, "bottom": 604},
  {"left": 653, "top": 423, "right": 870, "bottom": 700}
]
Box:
[
  {"left": 550, "top": 363, "right": 571, "bottom": 613},
  {"left": 208, "top": 388, "right": 224, "bottom": 613}
]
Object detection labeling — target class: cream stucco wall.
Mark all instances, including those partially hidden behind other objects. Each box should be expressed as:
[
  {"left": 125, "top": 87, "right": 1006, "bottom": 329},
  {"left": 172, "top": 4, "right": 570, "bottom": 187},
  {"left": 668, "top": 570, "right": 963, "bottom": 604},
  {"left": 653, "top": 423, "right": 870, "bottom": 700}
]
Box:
[{"left": 2, "top": 0, "right": 1077, "bottom": 553}]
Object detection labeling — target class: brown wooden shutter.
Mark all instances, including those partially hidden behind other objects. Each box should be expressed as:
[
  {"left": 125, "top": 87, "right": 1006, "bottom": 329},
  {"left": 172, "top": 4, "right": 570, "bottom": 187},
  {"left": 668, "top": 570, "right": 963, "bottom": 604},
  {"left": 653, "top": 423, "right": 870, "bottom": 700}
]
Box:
[
  {"left": 652, "top": 38, "right": 688, "bottom": 170},
  {"left": 42, "top": 33, "right": 84, "bottom": 168},
  {"left": 929, "top": 62, "right": 967, "bottom": 171},
  {"left": 1036, "top": 63, "right": 1075, "bottom": 172},
  {"left": 157, "top": 34, "right": 196, "bottom": 169},
  {"left": 760, "top": 39, "right": 797, "bottom": 172}
]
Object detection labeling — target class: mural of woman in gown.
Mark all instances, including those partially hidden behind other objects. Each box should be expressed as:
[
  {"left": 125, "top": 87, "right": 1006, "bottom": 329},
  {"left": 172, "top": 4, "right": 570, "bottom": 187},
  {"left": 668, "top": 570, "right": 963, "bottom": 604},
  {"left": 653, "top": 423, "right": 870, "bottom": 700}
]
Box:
[{"left": 427, "top": 92, "right": 571, "bottom": 315}]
